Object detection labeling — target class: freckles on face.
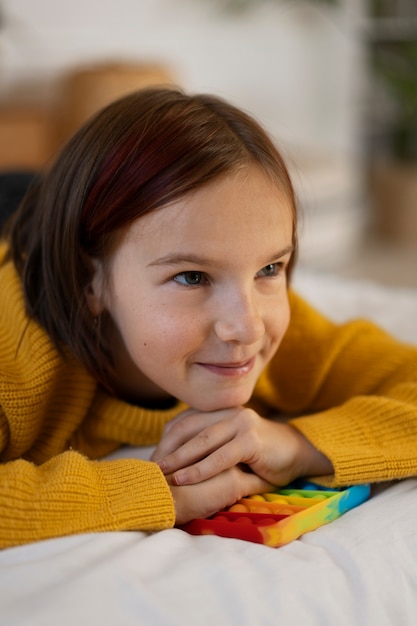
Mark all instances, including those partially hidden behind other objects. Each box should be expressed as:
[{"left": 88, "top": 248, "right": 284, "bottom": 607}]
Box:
[{"left": 99, "top": 166, "right": 295, "bottom": 409}]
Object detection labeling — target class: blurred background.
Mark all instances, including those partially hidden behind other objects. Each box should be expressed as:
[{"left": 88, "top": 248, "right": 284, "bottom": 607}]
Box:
[{"left": 0, "top": 0, "right": 416, "bottom": 287}]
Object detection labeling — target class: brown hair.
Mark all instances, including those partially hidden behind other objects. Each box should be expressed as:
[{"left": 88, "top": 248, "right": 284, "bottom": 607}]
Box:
[{"left": 5, "top": 87, "right": 298, "bottom": 389}]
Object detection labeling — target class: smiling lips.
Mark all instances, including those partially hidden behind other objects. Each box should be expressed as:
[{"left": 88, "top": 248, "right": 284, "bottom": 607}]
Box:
[{"left": 197, "top": 357, "right": 256, "bottom": 377}]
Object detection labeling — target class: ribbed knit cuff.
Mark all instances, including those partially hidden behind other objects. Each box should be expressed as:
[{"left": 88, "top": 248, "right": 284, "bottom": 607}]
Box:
[
  {"left": 290, "top": 396, "right": 417, "bottom": 486},
  {"left": 97, "top": 458, "right": 176, "bottom": 531}
]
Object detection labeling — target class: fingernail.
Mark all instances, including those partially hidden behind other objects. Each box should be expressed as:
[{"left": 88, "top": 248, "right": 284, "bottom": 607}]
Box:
[{"left": 172, "top": 472, "right": 184, "bottom": 486}]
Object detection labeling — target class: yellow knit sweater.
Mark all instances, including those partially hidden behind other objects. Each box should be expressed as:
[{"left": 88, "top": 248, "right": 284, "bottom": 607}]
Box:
[{"left": 1, "top": 248, "right": 417, "bottom": 548}]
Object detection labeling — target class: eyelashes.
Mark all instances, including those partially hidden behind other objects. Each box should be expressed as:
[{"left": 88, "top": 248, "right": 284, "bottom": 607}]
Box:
[
  {"left": 172, "top": 263, "right": 285, "bottom": 287},
  {"left": 256, "top": 263, "right": 283, "bottom": 278},
  {"left": 173, "top": 271, "right": 208, "bottom": 286}
]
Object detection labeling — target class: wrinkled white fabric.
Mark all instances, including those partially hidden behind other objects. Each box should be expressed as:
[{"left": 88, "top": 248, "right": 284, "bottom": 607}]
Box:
[{"left": 1, "top": 478, "right": 416, "bottom": 626}]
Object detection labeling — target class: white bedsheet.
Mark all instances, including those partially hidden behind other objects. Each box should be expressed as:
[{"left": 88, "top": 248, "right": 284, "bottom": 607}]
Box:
[{"left": 1, "top": 270, "right": 417, "bottom": 626}]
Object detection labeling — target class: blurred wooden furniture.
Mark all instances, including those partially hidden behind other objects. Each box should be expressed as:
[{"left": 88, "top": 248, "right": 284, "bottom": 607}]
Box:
[
  {"left": 51, "top": 62, "right": 173, "bottom": 151},
  {"left": 370, "top": 162, "right": 417, "bottom": 244},
  {"left": 0, "top": 107, "right": 51, "bottom": 169},
  {"left": 0, "top": 62, "right": 174, "bottom": 170}
]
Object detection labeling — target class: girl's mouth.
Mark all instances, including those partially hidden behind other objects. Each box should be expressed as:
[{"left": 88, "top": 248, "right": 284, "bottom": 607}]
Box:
[{"left": 197, "top": 357, "right": 256, "bottom": 377}]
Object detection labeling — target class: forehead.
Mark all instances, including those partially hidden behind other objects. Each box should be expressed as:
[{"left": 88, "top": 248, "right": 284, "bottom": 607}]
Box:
[{"left": 125, "top": 167, "right": 293, "bottom": 252}]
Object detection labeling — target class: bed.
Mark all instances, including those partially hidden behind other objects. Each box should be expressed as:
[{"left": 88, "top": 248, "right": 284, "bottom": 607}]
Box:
[{"left": 1, "top": 269, "right": 417, "bottom": 625}]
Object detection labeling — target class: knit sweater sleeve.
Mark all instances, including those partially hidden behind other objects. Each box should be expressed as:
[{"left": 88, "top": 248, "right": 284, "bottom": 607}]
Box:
[
  {"left": 255, "top": 291, "right": 417, "bottom": 486},
  {"left": 0, "top": 445, "right": 175, "bottom": 549},
  {"left": 0, "top": 340, "right": 176, "bottom": 549},
  {"left": 0, "top": 326, "right": 176, "bottom": 549}
]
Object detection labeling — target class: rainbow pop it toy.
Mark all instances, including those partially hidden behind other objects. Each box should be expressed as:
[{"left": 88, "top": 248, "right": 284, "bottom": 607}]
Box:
[{"left": 180, "top": 480, "right": 370, "bottom": 548}]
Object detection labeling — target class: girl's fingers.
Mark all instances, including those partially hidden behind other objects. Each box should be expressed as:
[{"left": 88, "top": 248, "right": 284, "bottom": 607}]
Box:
[
  {"left": 160, "top": 408, "right": 197, "bottom": 435},
  {"left": 151, "top": 409, "right": 202, "bottom": 461},
  {"left": 152, "top": 410, "right": 214, "bottom": 461},
  {"left": 155, "top": 418, "right": 238, "bottom": 475},
  {"left": 152, "top": 407, "right": 240, "bottom": 465},
  {"left": 171, "top": 466, "right": 273, "bottom": 525},
  {"left": 152, "top": 406, "right": 256, "bottom": 463},
  {"left": 240, "top": 469, "right": 273, "bottom": 498},
  {"left": 170, "top": 437, "right": 254, "bottom": 485}
]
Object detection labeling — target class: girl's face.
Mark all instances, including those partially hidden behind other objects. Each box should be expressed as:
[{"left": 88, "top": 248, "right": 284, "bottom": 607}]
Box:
[{"left": 88, "top": 166, "right": 294, "bottom": 412}]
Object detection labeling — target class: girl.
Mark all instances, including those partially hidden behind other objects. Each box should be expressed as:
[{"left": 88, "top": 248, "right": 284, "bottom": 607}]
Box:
[{"left": 1, "top": 88, "right": 416, "bottom": 549}]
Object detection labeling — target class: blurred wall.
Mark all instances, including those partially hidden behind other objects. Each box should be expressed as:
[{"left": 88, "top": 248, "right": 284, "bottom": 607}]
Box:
[
  {"left": 1, "top": 0, "right": 364, "bottom": 156},
  {"left": 0, "top": 0, "right": 367, "bottom": 267}
]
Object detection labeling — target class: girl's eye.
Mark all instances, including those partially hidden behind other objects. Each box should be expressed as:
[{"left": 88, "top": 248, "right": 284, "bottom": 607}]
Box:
[
  {"left": 256, "top": 263, "right": 282, "bottom": 278},
  {"left": 173, "top": 271, "right": 207, "bottom": 286}
]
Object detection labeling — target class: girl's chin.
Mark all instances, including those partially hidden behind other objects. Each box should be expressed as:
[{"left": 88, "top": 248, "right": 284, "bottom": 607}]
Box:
[{"left": 189, "top": 391, "right": 253, "bottom": 413}]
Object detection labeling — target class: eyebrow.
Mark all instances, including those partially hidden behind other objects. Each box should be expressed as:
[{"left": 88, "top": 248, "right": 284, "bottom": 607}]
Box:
[{"left": 147, "top": 245, "right": 294, "bottom": 268}]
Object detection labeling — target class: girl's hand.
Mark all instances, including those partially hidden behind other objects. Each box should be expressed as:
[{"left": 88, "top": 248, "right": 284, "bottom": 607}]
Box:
[
  {"left": 168, "top": 466, "right": 272, "bottom": 526},
  {"left": 152, "top": 407, "right": 333, "bottom": 488}
]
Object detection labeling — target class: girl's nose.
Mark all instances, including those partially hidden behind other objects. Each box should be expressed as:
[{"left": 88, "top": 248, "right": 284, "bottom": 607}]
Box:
[{"left": 214, "top": 290, "right": 265, "bottom": 345}]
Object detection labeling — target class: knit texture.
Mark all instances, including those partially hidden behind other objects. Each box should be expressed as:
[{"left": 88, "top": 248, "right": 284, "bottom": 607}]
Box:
[
  {"left": 253, "top": 293, "right": 417, "bottom": 486},
  {"left": 1, "top": 243, "right": 417, "bottom": 547}
]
